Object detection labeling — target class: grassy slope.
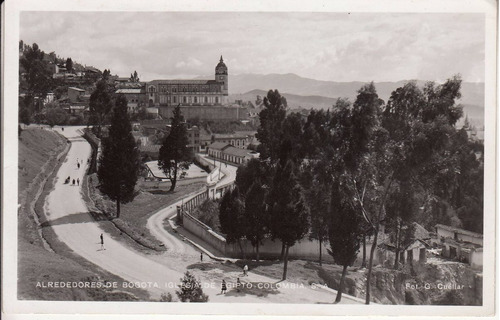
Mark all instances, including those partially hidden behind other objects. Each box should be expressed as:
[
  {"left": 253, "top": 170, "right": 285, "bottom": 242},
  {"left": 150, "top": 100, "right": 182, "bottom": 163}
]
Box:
[
  {"left": 85, "top": 172, "right": 205, "bottom": 253},
  {"left": 17, "top": 128, "right": 149, "bottom": 301}
]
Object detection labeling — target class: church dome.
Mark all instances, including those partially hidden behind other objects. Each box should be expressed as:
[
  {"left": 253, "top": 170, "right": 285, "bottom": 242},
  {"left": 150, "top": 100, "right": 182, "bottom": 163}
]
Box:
[{"left": 215, "top": 55, "right": 227, "bottom": 74}]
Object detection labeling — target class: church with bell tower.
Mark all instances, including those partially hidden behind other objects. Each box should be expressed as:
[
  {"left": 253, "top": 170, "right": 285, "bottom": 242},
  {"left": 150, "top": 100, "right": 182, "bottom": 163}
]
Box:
[{"left": 146, "top": 56, "right": 229, "bottom": 107}]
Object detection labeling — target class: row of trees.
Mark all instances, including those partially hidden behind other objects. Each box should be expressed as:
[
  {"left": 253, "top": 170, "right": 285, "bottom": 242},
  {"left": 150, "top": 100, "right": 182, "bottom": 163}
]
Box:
[{"left": 219, "top": 78, "right": 483, "bottom": 303}]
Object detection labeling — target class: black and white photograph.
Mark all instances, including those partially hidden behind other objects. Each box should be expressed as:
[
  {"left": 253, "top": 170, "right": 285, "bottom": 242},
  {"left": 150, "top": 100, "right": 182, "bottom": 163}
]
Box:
[{"left": 2, "top": 0, "right": 497, "bottom": 319}]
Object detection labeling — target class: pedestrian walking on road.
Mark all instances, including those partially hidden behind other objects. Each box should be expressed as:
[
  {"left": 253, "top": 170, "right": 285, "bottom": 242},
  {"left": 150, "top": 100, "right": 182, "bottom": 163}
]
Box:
[
  {"left": 77, "top": 178, "right": 80, "bottom": 186},
  {"left": 243, "top": 265, "right": 248, "bottom": 276},
  {"left": 100, "top": 233, "right": 104, "bottom": 250},
  {"left": 72, "top": 179, "right": 75, "bottom": 185},
  {"left": 221, "top": 280, "right": 227, "bottom": 294},
  {"left": 77, "top": 162, "right": 80, "bottom": 169},
  {"left": 200, "top": 252, "right": 203, "bottom": 261}
]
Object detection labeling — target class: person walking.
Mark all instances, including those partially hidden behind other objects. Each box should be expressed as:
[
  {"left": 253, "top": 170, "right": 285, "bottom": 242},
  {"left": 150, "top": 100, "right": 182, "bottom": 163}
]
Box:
[
  {"left": 77, "top": 178, "right": 80, "bottom": 186},
  {"left": 243, "top": 265, "right": 248, "bottom": 276},
  {"left": 200, "top": 252, "right": 203, "bottom": 261},
  {"left": 72, "top": 179, "right": 75, "bottom": 185},
  {"left": 77, "top": 162, "right": 80, "bottom": 169},
  {"left": 221, "top": 280, "right": 227, "bottom": 294},
  {"left": 100, "top": 233, "right": 104, "bottom": 250}
]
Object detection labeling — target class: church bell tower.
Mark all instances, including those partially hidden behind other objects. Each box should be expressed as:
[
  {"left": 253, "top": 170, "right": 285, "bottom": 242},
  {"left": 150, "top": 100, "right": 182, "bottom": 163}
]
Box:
[{"left": 215, "top": 55, "right": 228, "bottom": 101}]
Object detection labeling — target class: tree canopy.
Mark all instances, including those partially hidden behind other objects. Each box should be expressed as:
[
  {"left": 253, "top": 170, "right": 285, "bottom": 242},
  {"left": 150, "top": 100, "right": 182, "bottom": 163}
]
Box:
[
  {"left": 89, "top": 80, "right": 113, "bottom": 137},
  {"left": 158, "top": 105, "right": 193, "bottom": 191},
  {"left": 97, "top": 94, "right": 140, "bottom": 218}
]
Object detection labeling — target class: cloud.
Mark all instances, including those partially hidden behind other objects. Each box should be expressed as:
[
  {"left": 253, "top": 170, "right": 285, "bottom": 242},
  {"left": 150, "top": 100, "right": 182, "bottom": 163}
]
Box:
[{"left": 20, "top": 12, "right": 485, "bottom": 82}]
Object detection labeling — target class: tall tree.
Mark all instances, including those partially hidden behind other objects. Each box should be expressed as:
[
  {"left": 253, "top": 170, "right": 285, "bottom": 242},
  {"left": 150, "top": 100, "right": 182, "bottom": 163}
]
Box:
[
  {"left": 102, "top": 69, "right": 111, "bottom": 81},
  {"left": 344, "top": 78, "right": 464, "bottom": 304},
  {"left": 97, "top": 94, "right": 140, "bottom": 218},
  {"left": 278, "top": 112, "right": 306, "bottom": 166},
  {"left": 130, "top": 70, "right": 139, "bottom": 82},
  {"left": 44, "top": 102, "right": 68, "bottom": 128},
  {"left": 89, "top": 79, "right": 112, "bottom": 137},
  {"left": 301, "top": 109, "right": 334, "bottom": 265},
  {"left": 158, "top": 105, "right": 193, "bottom": 191},
  {"left": 268, "top": 161, "right": 310, "bottom": 280},
  {"left": 19, "top": 43, "right": 52, "bottom": 113},
  {"left": 385, "top": 180, "right": 417, "bottom": 269},
  {"left": 307, "top": 178, "right": 330, "bottom": 266},
  {"left": 256, "top": 89, "right": 287, "bottom": 162},
  {"left": 219, "top": 187, "right": 247, "bottom": 258},
  {"left": 327, "top": 84, "right": 384, "bottom": 304},
  {"left": 328, "top": 179, "right": 362, "bottom": 303},
  {"left": 65, "top": 57, "right": 73, "bottom": 72},
  {"left": 234, "top": 158, "right": 273, "bottom": 196},
  {"left": 244, "top": 181, "right": 269, "bottom": 261}
]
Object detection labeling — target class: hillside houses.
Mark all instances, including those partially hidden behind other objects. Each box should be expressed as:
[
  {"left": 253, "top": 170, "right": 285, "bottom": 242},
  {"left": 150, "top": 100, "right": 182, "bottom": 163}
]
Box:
[{"left": 435, "top": 224, "right": 483, "bottom": 269}]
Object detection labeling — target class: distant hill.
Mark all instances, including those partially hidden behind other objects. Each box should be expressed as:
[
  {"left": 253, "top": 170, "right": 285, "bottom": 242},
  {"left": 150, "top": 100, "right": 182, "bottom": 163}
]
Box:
[
  {"left": 225, "top": 73, "right": 484, "bottom": 127},
  {"left": 230, "top": 89, "right": 338, "bottom": 110}
]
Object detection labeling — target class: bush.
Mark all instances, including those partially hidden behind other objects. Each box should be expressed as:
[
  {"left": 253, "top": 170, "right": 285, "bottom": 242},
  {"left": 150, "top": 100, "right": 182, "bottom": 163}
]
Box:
[
  {"left": 191, "top": 199, "right": 220, "bottom": 231},
  {"left": 176, "top": 271, "right": 208, "bottom": 302},
  {"left": 160, "top": 292, "right": 173, "bottom": 302},
  {"left": 69, "top": 114, "right": 85, "bottom": 125}
]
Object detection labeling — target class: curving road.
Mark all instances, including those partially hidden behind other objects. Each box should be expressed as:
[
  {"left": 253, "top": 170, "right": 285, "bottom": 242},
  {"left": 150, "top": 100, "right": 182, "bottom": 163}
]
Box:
[{"left": 42, "top": 126, "right": 360, "bottom": 304}]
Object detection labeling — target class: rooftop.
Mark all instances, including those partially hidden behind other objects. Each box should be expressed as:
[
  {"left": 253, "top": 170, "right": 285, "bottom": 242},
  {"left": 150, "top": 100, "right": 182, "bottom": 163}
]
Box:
[
  {"left": 116, "top": 88, "right": 142, "bottom": 94},
  {"left": 435, "top": 224, "right": 483, "bottom": 239},
  {"left": 148, "top": 79, "right": 216, "bottom": 85},
  {"left": 224, "top": 146, "right": 254, "bottom": 157},
  {"left": 214, "top": 133, "right": 249, "bottom": 139},
  {"left": 68, "top": 87, "right": 85, "bottom": 92},
  {"left": 208, "top": 142, "right": 231, "bottom": 151},
  {"left": 139, "top": 145, "right": 161, "bottom": 153}
]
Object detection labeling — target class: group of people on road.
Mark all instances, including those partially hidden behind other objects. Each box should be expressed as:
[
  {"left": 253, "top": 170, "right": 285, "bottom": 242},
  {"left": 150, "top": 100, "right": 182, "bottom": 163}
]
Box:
[
  {"left": 64, "top": 158, "right": 88, "bottom": 186},
  {"left": 220, "top": 265, "right": 248, "bottom": 294},
  {"left": 65, "top": 176, "right": 80, "bottom": 186}
]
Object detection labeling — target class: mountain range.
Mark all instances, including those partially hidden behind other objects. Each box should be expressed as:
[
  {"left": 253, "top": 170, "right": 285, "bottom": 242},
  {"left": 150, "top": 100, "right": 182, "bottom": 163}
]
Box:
[{"left": 222, "top": 73, "right": 485, "bottom": 127}]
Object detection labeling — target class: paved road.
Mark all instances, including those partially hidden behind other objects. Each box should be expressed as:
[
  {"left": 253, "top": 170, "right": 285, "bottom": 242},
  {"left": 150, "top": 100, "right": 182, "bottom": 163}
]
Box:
[{"left": 43, "top": 126, "right": 361, "bottom": 304}]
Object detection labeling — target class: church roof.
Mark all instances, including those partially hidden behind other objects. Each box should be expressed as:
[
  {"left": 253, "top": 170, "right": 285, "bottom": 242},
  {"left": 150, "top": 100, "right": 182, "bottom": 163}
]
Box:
[
  {"left": 148, "top": 79, "right": 217, "bottom": 85},
  {"left": 216, "top": 55, "right": 227, "bottom": 69}
]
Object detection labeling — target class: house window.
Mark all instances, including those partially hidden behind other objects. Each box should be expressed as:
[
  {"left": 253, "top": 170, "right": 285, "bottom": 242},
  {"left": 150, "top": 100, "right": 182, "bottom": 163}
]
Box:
[
  {"left": 173, "top": 87, "right": 177, "bottom": 92},
  {"left": 205, "top": 97, "right": 208, "bottom": 103},
  {"left": 183, "top": 96, "right": 187, "bottom": 103},
  {"left": 194, "top": 97, "right": 198, "bottom": 103},
  {"left": 215, "top": 97, "right": 219, "bottom": 104},
  {"left": 173, "top": 96, "right": 177, "bottom": 103}
]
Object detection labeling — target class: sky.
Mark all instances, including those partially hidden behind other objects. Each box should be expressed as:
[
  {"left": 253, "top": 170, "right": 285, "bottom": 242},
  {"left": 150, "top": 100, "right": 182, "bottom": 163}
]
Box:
[{"left": 20, "top": 12, "right": 485, "bottom": 83}]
